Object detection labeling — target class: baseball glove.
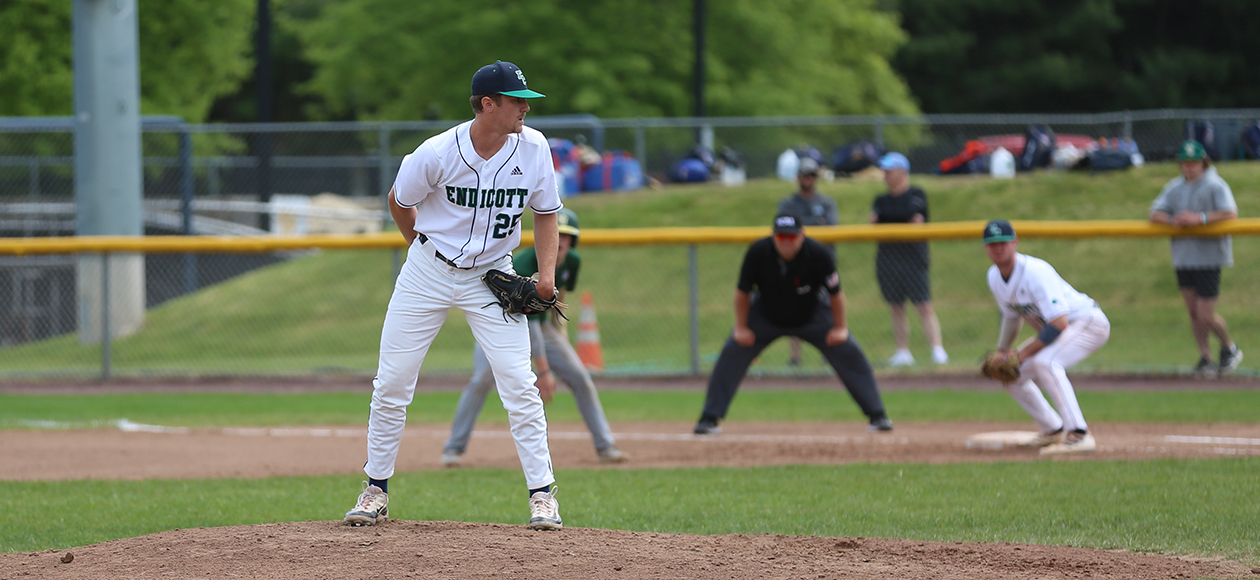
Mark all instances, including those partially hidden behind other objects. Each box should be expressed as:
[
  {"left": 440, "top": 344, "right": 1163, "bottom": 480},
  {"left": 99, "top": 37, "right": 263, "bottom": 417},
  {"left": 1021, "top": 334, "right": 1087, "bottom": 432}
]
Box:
[
  {"left": 980, "top": 350, "right": 1022, "bottom": 383},
  {"left": 481, "top": 269, "right": 565, "bottom": 321}
]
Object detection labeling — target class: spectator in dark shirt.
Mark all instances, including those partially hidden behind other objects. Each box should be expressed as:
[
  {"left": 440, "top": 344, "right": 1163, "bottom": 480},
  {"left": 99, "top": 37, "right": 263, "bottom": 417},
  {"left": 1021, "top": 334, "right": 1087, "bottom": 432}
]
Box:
[
  {"left": 870, "top": 152, "right": 947, "bottom": 367},
  {"left": 692, "top": 214, "right": 892, "bottom": 435}
]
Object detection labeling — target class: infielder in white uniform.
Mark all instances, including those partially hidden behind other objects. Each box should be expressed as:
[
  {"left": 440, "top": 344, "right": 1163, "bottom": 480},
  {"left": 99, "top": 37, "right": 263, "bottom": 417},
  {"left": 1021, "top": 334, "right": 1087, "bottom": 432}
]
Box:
[
  {"left": 344, "top": 61, "right": 564, "bottom": 530},
  {"left": 983, "top": 219, "right": 1110, "bottom": 455}
]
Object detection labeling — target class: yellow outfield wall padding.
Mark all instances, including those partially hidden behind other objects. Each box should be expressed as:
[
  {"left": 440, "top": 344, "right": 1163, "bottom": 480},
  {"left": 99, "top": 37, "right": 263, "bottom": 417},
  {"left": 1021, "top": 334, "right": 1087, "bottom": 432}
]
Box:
[{"left": 2, "top": 219, "right": 1260, "bottom": 255}]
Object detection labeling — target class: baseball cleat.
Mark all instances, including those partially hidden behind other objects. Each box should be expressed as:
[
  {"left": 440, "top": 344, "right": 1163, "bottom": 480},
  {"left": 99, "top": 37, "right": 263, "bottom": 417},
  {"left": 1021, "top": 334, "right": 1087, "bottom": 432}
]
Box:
[
  {"left": 1219, "top": 344, "right": 1243, "bottom": 375},
  {"left": 528, "top": 488, "right": 563, "bottom": 531},
  {"left": 343, "top": 482, "right": 389, "bottom": 526},
  {"left": 888, "top": 350, "right": 915, "bottom": 367},
  {"left": 868, "top": 416, "right": 894, "bottom": 432},
  {"left": 1018, "top": 428, "right": 1064, "bottom": 448},
  {"left": 596, "top": 445, "right": 629, "bottom": 463},
  {"left": 693, "top": 417, "right": 721, "bottom": 435},
  {"left": 440, "top": 450, "right": 463, "bottom": 468},
  {"left": 1040, "top": 432, "right": 1095, "bottom": 455}
]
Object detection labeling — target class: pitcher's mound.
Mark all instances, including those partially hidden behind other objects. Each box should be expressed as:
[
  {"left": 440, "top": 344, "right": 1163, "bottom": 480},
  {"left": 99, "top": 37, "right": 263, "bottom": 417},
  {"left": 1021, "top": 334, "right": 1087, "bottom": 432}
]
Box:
[{"left": 966, "top": 430, "right": 1041, "bottom": 450}]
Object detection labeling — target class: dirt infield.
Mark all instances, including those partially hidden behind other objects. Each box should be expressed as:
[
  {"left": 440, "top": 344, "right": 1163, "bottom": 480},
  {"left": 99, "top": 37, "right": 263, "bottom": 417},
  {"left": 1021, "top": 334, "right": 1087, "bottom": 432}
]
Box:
[{"left": 3, "top": 374, "right": 1257, "bottom": 579}]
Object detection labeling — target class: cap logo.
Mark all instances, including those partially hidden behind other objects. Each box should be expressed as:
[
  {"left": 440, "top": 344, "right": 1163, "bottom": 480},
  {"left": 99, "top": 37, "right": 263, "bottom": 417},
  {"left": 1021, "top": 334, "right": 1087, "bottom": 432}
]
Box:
[
  {"left": 776, "top": 216, "right": 795, "bottom": 228},
  {"left": 1185, "top": 143, "right": 1195, "bottom": 155},
  {"left": 988, "top": 224, "right": 1002, "bottom": 236},
  {"left": 516, "top": 70, "right": 527, "bottom": 86}
]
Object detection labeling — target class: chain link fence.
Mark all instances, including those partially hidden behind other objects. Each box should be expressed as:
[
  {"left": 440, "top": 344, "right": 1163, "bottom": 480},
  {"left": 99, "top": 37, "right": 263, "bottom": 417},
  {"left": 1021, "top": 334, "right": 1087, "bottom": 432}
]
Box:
[
  {"left": 0, "top": 226, "right": 1256, "bottom": 380},
  {"left": 2, "top": 109, "right": 1259, "bottom": 380}
]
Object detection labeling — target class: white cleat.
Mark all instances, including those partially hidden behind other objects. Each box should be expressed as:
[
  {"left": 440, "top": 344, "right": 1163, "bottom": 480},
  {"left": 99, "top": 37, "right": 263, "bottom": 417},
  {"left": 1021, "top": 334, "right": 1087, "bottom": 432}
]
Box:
[
  {"left": 343, "top": 482, "right": 389, "bottom": 526},
  {"left": 1040, "top": 432, "right": 1096, "bottom": 456},
  {"left": 596, "top": 445, "right": 629, "bottom": 464},
  {"left": 527, "top": 488, "right": 563, "bottom": 531},
  {"left": 931, "top": 346, "right": 950, "bottom": 365},
  {"left": 440, "top": 450, "right": 463, "bottom": 468},
  {"left": 888, "top": 350, "right": 915, "bottom": 367}
]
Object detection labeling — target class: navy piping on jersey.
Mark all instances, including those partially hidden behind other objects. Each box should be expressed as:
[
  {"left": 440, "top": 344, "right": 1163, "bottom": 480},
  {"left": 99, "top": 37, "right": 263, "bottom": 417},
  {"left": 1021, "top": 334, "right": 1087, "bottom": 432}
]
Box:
[{"left": 455, "top": 125, "right": 520, "bottom": 268}]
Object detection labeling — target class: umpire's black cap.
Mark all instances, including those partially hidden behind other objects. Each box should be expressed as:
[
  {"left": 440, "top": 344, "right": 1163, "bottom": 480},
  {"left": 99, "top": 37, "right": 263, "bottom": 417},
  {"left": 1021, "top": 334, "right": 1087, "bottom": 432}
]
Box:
[
  {"left": 982, "top": 219, "right": 1016, "bottom": 243},
  {"left": 772, "top": 214, "right": 803, "bottom": 234}
]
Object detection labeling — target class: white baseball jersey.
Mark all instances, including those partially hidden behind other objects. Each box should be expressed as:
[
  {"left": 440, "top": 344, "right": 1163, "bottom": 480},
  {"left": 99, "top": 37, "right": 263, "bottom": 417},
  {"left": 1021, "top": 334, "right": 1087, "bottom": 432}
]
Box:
[
  {"left": 987, "top": 253, "right": 1097, "bottom": 329},
  {"left": 393, "top": 121, "right": 562, "bottom": 268}
]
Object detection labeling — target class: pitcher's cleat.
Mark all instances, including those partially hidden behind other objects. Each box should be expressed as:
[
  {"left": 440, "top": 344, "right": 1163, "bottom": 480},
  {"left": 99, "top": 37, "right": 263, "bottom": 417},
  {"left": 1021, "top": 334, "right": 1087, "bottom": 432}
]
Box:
[
  {"left": 343, "top": 482, "right": 389, "bottom": 526},
  {"left": 528, "top": 488, "right": 563, "bottom": 531}
]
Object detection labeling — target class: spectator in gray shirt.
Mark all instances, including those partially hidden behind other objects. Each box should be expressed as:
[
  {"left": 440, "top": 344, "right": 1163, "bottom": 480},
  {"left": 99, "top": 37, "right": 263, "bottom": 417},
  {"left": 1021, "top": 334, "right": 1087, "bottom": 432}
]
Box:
[
  {"left": 778, "top": 157, "right": 839, "bottom": 228},
  {"left": 1148, "top": 139, "right": 1241, "bottom": 377},
  {"left": 777, "top": 156, "right": 839, "bottom": 366}
]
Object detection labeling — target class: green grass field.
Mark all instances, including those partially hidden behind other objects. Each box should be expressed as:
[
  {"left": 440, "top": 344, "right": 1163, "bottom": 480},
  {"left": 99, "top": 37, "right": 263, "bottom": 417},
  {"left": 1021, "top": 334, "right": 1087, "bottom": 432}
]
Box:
[
  {"left": 3, "top": 389, "right": 1259, "bottom": 428},
  {"left": 1, "top": 390, "right": 1258, "bottom": 556},
  {"left": 3, "top": 161, "right": 1259, "bottom": 377}
]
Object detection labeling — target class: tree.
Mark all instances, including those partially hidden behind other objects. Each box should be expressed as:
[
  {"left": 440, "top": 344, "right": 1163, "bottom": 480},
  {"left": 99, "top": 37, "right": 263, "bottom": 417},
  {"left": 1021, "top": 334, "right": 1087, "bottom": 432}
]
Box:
[
  {"left": 287, "top": 0, "right": 921, "bottom": 120},
  {"left": 888, "top": 0, "right": 1260, "bottom": 113},
  {"left": 0, "top": 0, "right": 256, "bottom": 122}
]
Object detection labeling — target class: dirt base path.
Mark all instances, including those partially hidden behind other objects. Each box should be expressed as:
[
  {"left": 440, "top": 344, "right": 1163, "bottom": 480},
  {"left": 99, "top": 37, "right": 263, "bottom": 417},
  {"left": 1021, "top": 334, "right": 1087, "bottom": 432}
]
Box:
[{"left": 4, "top": 420, "right": 1259, "bottom": 481}]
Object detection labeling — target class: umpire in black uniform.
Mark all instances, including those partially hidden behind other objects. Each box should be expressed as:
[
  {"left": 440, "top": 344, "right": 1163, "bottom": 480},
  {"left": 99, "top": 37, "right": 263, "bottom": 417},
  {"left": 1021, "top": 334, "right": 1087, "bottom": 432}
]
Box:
[{"left": 693, "top": 214, "right": 893, "bottom": 435}]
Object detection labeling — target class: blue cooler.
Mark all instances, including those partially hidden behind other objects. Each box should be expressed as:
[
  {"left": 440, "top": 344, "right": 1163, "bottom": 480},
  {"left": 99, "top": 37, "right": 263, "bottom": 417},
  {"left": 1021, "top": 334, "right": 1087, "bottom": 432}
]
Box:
[
  {"left": 582, "top": 152, "right": 644, "bottom": 192},
  {"left": 549, "top": 139, "right": 581, "bottom": 197}
]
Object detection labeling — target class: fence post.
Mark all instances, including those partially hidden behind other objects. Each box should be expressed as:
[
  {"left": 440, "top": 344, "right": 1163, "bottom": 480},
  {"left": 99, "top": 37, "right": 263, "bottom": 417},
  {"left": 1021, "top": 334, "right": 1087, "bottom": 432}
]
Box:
[
  {"left": 180, "top": 128, "right": 197, "bottom": 293},
  {"left": 634, "top": 119, "right": 647, "bottom": 173},
  {"left": 378, "top": 124, "right": 392, "bottom": 203},
  {"left": 689, "top": 244, "right": 700, "bottom": 376},
  {"left": 1123, "top": 111, "right": 1133, "bottom": 140},
  {"left": 874, "top": 117, "right": 885, "bottom": 148},
  {"left": 101, "top": 252, "right": 112, "bottom": 382}
]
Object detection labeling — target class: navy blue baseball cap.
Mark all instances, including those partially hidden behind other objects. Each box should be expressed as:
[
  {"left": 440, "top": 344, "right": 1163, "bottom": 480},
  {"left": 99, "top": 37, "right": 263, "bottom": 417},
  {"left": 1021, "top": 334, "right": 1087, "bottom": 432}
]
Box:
[
  {"left": 471, "top": 61, "right": 545, "bottom": 98},
  {"left": 982, "top": 219, "right": 1016, "bottom": 244}
]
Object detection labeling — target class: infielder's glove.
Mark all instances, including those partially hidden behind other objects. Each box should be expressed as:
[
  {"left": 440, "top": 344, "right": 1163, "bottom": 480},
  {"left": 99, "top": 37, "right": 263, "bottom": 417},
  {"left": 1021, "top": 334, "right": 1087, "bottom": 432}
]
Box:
[
  {"left": 481, "top": 269, "right": 566, "bottom": 321},
  {"left": 980, "top": 350, "right": 1022, "bottom": 383}
]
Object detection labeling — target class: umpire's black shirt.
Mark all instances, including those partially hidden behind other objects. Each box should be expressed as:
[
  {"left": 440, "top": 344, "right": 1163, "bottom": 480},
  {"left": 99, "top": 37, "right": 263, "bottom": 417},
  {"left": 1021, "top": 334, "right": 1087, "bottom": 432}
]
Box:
[{"left": 738, "top": 236, "right": 842, "bottom": 328}]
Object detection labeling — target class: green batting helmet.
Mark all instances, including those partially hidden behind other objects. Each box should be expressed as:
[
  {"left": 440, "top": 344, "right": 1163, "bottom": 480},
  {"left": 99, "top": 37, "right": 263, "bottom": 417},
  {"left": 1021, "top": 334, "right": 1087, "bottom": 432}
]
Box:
[{"left": 557, "top": 208, "right": 580, "bottom": 246}]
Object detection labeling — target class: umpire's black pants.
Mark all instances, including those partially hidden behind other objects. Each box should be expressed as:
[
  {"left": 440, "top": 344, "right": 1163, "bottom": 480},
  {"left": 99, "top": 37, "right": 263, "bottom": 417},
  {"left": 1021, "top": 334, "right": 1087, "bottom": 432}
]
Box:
[{"left": 700, "top": 298, "right": 887, "bottom": 421}]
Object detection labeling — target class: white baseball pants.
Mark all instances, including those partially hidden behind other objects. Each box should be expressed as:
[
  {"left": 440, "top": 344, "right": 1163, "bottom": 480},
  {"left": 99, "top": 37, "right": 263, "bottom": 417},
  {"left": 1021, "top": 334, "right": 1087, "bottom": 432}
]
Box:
[
  {"left": 1007, "top": 307, "right": 1110, "bottom": 435},
  {"left": 365, "top": 239, "right": 555, "bottom": 489}
]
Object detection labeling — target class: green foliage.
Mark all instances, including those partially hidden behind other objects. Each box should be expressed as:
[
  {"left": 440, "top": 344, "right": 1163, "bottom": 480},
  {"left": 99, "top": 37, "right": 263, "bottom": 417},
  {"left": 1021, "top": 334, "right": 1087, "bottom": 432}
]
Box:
[
  {"left": 0, "top": 0, "right": 73, "bottom": 117},
  {"left": 890, "top": 0, "right": 1260, "bottom": 112},
  {"left": 287, "top": 0, "right": 919, "bottom": 120},
  {"left": 1, "top": 459, "right": 1256, "bottom": 555},
  {"left": 0, "top": 0, "right": 255, "bottom": 122}
]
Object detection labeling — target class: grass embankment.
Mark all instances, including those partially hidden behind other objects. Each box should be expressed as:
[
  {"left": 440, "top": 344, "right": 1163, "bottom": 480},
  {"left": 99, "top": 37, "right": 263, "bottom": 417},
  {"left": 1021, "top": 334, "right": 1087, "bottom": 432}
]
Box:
[{"left": 2, "top": 163, "right": 1259, "bottom": 375}]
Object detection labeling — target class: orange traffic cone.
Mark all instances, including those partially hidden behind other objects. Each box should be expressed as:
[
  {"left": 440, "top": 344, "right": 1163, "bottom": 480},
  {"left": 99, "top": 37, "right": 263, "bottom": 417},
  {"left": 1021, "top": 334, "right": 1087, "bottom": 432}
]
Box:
[{"left": 576, "top": 291, "right": 605, "bottom": 372}]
